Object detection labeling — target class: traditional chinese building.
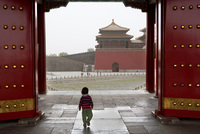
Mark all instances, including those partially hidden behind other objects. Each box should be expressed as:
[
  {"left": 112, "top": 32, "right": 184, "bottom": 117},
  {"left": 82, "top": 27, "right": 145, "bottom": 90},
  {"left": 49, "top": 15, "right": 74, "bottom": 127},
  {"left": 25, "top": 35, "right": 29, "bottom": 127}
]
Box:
[{"left": 95, "top": 20, "right": 146, "bottom": 72}]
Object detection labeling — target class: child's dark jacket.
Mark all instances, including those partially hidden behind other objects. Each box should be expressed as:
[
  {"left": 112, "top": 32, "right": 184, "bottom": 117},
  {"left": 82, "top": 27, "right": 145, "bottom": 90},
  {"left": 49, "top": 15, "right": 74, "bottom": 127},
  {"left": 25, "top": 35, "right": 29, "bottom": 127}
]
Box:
[{"left": 79, "top": 94, "right": 93, "bottom": 110}]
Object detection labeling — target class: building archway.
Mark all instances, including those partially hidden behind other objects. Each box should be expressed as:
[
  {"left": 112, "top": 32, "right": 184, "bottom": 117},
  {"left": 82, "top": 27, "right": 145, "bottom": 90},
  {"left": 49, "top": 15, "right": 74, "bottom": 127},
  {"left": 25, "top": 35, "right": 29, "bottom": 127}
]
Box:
[{"left": 112, "top": 62, "right": 119, "bottom": 72}]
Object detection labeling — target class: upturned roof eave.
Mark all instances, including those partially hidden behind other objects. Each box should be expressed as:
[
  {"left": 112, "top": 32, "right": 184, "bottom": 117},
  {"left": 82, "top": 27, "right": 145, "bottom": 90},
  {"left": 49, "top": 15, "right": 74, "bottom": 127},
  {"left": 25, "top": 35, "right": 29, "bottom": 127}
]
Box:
[
  {"left": 96, "top": 35, "right": 133, "bottom": 40},
  {"left": 99, "top": 29, "right": 129, "bottom": 33},
  {"left": 99, "top": 20, "right": 130, "bottom": 31}
]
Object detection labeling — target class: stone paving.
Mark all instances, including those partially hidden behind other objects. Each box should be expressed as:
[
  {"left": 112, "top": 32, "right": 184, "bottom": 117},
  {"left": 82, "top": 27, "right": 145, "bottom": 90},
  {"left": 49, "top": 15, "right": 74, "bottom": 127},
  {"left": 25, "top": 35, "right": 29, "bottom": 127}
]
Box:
[{"left": 1, "top": 90, "right": 200, "bottom": 134}]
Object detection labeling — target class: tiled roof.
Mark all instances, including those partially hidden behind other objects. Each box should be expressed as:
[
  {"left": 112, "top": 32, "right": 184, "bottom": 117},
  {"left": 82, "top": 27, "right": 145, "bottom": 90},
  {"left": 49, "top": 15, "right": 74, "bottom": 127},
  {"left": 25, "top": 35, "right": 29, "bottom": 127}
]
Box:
[
  {"left": 131, "top": 40, "right": 144, "bottom": 43},
  {"left": 139, "top": 27, "right": 146, "bottom": 32},
  {"left": 100, "top": 19, "right": 129, "bottom": 31},
  {"left": 96, "top": 35, "right": 133, "bottom": 39},
  {"left": 97, "top": 19, "right": 134, "bottom": 40},
  {"left": 136, "top": 34, "right": 146, "bottom": 41}
]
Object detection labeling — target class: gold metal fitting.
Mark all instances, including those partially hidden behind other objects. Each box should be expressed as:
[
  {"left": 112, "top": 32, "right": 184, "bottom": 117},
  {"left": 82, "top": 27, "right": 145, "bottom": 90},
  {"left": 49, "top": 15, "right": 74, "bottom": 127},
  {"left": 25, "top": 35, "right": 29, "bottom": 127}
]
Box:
[
  {"left": 181, "top": 6, "right": 185, "bottom": 10},
  {"left": 188, "top": 103, "right": 192, "bottom": 107},
  {"left": 180, "top": 83, "right": 184, "bottom": 87},
  {"left": 173, "top": 6, "right": 177, "bottom": 10},
  {"left": 196, "top": 84, "right": 200, "bottom": 87},
  {"left": 21, "top": 65, "right": 24, "bottom": 68},
  {"left": 20, "top": 26, "right": 24, "bottom": 30},
  {"left": 196, "top": 104, "right": 200, "bottom": 107},
  {"left": 13, "top": 85, "right": 17, "bottom": 88},
  {"left": 188, "top": 25, "right": 193, "bottom": 29},
  {"left": 189, "top": 5, "right": 193, "bottom": 9},
  {"left": 3, "top": 5, "right": 8, "bottom": 9},
  {"left": 21, "top": 85, "right": 25, "bottom": 88},
  {"left": 188, "top": 84, "right": 192, "bottom": 87},
  {"left": 11, "top": 6, "right": 15, "bottom": 10},
  {"left": 173, "top": 25, "right": 177, "bottom": 29},
  {"left": 180, "top": 102, "right": 184, "bottom": 106},
  {"left": 4, "top": 25, "right": 8, "bottom": 29},
  {"left": 180, "top": 64, "right": 184, "bottom": 67},
  {"left": 181, "top": 44, "right": 185, "bottom": 48},
  {"left": 173, "top": 102, "right": 177, "bottom": 105},
  {"left": 12, "top": 45, "right": 16, "bottom": 49},
  {"left": 5, "top": 85, "right": 9, "bottom": 89},
  {"left": 20, "top": 45, "right": 24, "bottom": 49},
  {"left": 13, "top": 104, "right": 17, "bottom": 108},
  {"left": 188, "top": 44, "right": 193, "bottom": 48},
  {"left": 197, "top": 64, "right": 200, "bottom": 68},
  {"left": 13, "top": 65, "right": 17, "bottom": 69},
  {"left": 12, "top": 26, "right": 16, "bottom": 30},
  {"left": 21, "top": 103, "right": 25, "bottom": 107},
  {"left": 19, "top": 6, "right": 23, "bottom": 11},
  {"left": 189, "top": 64, "right": 192, "bottom": 67},
  {"left": 173, "top": 64, "right": 177, "bottom": 67},
  {"left": 5, "top": 65, "right": 9, "bottom": 69},
  {"left": 197, "top": 5, "right": 200, "bottom": 9},
  {"left": 6, "top": 105, "right": 9, "bottom": 108},
  {"left": 197, "top": 25, "right": 200, "bottom": 29},
  {"left": 181, "top": 25, "right": 185, "bottom": 29},
  {"left": 197, "top": 44, "right": 200, "bottom": 48},
  {"left": 173, "top": 45, "right": 177, "bottom": 48},
  {"left": 173, "top": 83, "right": 177, "bottom": 87},
  {"left": 4, "top": 45, "right": 8, "bottom": 49}
]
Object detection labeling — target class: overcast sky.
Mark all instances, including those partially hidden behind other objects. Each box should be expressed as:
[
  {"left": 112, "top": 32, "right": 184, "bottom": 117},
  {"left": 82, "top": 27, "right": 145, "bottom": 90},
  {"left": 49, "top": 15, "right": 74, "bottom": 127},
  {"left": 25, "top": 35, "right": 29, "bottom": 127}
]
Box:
[{"left": 45, "top": 2, "right": 146, "bottom": 55}]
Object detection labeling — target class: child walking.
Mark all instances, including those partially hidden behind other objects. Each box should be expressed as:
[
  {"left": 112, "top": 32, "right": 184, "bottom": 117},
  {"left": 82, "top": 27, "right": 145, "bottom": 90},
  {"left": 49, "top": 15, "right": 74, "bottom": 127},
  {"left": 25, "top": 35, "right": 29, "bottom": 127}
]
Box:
[{"left": 79, "top": 87, "right": 94, "bottom": 127}]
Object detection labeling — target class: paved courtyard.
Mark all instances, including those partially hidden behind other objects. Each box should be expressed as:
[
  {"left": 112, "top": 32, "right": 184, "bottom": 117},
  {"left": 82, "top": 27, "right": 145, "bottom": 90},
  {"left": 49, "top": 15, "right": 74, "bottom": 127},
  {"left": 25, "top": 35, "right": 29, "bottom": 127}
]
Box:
[{"left": 1, "top": 89, "right": 200, "bottom": 134}]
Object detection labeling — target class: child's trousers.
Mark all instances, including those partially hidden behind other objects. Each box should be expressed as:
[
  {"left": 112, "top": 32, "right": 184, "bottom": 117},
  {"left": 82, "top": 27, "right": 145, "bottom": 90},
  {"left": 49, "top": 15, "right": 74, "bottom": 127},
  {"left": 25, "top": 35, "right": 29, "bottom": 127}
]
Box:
[{"left": 82, "top": 109, "right": 93, "bottom": 124}]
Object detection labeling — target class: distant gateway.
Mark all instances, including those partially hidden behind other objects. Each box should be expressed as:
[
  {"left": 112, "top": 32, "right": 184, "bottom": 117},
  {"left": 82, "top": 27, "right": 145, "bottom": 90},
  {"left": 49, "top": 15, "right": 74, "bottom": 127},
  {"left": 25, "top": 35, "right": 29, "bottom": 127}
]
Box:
[{"left": 94, "top": 19, "right": 146, "bottom": 72}]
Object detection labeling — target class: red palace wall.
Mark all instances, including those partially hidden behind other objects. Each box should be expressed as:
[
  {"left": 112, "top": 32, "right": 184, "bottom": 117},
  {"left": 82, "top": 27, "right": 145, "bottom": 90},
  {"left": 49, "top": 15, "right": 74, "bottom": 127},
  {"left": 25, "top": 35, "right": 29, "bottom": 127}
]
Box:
[{"left": 95, "top": 50, "right": 146, "bottom": 71}]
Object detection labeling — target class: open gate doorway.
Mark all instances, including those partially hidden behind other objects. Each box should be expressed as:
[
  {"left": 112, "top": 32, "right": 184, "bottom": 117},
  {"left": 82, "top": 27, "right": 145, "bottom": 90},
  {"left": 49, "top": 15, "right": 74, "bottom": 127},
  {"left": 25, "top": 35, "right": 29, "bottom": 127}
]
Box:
[
  {"left": 112, "top": 62, "right": 119, "bottom": 72},
  {"left": 0, "top": 0, "right": 155, "bottom": 122}
]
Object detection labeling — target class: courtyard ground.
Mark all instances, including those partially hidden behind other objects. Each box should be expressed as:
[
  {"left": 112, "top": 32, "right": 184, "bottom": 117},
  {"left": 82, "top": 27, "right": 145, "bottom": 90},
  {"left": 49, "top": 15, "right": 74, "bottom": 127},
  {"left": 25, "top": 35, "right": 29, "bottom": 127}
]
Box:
[{"left": 0, "top": 72, "right": 200, "bottom": 134}]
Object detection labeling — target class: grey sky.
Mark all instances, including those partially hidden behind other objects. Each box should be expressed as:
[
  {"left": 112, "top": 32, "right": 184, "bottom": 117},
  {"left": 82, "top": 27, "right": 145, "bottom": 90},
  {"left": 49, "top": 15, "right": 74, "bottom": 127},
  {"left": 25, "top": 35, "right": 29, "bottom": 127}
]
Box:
[{"left": 45, "top": 2, "right": 146, "bottom": 55}]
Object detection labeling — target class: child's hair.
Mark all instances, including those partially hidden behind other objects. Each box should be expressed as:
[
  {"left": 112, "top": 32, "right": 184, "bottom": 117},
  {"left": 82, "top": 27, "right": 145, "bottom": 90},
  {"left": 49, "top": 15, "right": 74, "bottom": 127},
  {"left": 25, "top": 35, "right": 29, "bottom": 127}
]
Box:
[{"left": 81, "top": 87, "right": 89, "bottom": 94}]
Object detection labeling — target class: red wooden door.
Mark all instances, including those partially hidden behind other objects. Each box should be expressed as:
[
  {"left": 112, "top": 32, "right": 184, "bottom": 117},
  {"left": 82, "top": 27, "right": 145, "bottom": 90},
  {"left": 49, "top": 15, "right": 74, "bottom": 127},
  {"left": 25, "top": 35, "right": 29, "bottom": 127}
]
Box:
[
  {"left": 0, "top": 0, "right": 38, "bottom": 121},
  {"left": 159, "top": 0, "right": 200, "bottom": 118}
]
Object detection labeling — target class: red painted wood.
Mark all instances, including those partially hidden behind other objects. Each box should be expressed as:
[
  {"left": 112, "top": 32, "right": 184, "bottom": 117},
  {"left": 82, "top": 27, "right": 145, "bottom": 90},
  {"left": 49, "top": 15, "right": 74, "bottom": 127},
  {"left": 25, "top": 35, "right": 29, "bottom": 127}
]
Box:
[
  {"left": 161, "top": 0, "right": 200, "bottom": 118},
  {"left": 146, "top": 3, "right": 155, "bottom": 93},
  {"left": 38, "top": 4, "right": 47, "bottom": 94},
  {"left": 0, "top": 111, "right": 35, "bottom": 121},
  {"left": 0, "top": 0, "right": 38, "bottom": 121},
  {"left": 155, "top": 58, "right": 158, "bottom": 96},
  {"left": 163, "top": 109, "right": 200, "bottom": 119},
  {"left": 164, "top": 0, "right": 200, "bottom": 99},
  {"left": 156, "top": 0, "right": 164, "bottom": 115}
]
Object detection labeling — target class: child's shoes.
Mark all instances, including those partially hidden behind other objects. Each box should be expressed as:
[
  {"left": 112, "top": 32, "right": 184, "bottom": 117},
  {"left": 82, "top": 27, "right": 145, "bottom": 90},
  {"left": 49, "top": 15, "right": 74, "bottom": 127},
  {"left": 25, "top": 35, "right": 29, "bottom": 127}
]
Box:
[
  {"left": 87, "top": 119, "right": 90, "bottom": 126},
  {"left": 83, "top": 123, "right": 86, "bottom": 128}
]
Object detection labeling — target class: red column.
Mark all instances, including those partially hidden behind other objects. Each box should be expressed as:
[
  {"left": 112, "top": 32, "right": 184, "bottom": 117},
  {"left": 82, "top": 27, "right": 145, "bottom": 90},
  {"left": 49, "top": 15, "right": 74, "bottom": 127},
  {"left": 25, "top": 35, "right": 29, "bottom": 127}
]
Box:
[
  {"left": 99, "top": 42, "right": 100, "bottom": 48},
  {"left": 146, "top": 3, "right": 155, "bottom": 93},
  {"left": 156, "top": 0, "right": 163, "bottom": 115},
  {"left": 38, "top": 4, "right": 46, "bottom": 94},
  {"left": 155, "top": 1, "right": 159, "bottom": 97}
]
